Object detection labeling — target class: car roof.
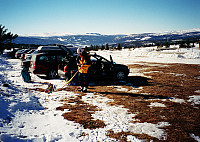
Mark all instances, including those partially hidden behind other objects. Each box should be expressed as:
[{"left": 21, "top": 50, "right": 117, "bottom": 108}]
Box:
[
  {"left": 34, "top": 51, "right": 72, "bottom": 56},
  {"left": 36, "top": 46, "right": 62, "bottom": 51},
  {"left": 35, "top": 46, "right": 75, "bottom": 55}
]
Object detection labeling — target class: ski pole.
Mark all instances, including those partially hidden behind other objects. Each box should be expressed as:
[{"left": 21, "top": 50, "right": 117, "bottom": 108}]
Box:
[
  {"left": 61, "top": 64, "right": 90, "bottom": 89},
  {"left": 61, "top": 70, "right": 79, "bottom": 89}
]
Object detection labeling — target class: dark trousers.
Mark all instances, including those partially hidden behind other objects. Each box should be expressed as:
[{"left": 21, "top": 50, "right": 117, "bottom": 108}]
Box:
[
  {"left": 79, "top": 73, "right": 89, "bottom": 88},
  {"left": 21, "top": 67, "right": 31, "bottom": 82}
]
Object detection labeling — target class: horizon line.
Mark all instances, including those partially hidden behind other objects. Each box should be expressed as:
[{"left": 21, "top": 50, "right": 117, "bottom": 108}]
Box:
[{"left": 18, "top": 28, "right": 200, "bottom": 37}]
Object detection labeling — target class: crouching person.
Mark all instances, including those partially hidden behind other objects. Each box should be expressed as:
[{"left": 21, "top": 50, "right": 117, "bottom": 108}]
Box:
[
  {"left": 76, "top": 48, "right": 91, "bottom": 92},
  {"left": 21, "top": 60, "right": 31, "bottom": 82}
]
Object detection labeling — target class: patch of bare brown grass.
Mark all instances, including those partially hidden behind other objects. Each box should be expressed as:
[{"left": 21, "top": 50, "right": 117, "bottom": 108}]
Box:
[
  {"left": 56, "top": 93, "right": 105, "bottom": 129},
  {"left": 107, "top": 130, "right": 157, "bottom": 142}
]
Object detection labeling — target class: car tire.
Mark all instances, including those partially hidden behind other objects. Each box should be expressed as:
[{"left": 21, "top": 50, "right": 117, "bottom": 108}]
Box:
[
  {"left": 115, "top": 70, "right": 126, "bottom": 80},
  {"left": 48, "top": 70, "right": 58, "bottom": 79}
]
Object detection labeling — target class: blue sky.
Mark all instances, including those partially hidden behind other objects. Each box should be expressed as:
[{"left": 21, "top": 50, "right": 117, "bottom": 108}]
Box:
[{"left": 1, "top": 0, "right": 200, "bottom": 35}]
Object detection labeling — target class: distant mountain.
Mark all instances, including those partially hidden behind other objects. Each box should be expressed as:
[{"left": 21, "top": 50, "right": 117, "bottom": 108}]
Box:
[
  {"left": 13, "top": 33, "right": 125, "bottom": 47},
  {"left": 13, "top": 29, "right": 200, "bottom": 47},
  {"left": 117, "top": 29, "right": 200, "bottom": 47}
]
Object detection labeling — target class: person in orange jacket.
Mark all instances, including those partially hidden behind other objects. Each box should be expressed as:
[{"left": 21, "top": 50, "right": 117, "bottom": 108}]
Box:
[{"left": 76, "top": 48, "right": 91, "bottom": 92}]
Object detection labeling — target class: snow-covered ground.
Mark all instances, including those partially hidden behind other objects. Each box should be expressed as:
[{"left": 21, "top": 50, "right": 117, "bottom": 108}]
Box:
[
  {"left": 94, "top": 45, "right": 200, "bottom": 65},
  {"left": 0, "top": 44, "right": 200, "bottom": 142}
]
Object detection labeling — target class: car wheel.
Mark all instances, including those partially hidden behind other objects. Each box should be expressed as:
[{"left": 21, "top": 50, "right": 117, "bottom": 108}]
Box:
[
  {"left": 115, "top": 70, "right": 126, "bottom": 80},
  {"left": 48, "top": 70, "right": 58, "bottom": 79}
]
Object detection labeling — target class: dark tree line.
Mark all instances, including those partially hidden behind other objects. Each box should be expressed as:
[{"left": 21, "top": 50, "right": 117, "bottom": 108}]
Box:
[{"left": 0, "top": 24, "right": 18, "bottom": 54}]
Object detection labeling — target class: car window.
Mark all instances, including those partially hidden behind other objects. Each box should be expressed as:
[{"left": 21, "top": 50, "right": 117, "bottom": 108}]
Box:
[
  {"left": 92, "top": 55, "right": 110, "bottom": 63},
  {"left": 27, "top": 50, "right": 35, "bottom": 54},
  {"left": 38, "top": 55, "right": 56, "bottom": 63},
  {"left": 90, "top": 56, "right": 97, "bottom": 61},
  {"left": 32, "top": 50, "right": 39, "bottom": 54},
  {"left": 57, "top": 55, "right": 62, "bottom": 62},
  {"left": 101, "top": 58, "right": 109, "bottom": 63},
  {"left": 22, "top": 49, "right": 30, "bottom": 53},
  {"left": 57, "top": 54, "right": 70, "bottom": 62},
  {"left": 49, "top": 55, "right": 56, "bottom": 62},
  {"left": 17, "top": 49, "right": 24, "bottom": 53},
  {"left": 59, "top": 46, "right": 73, "bottom": 55},
  {"left": 38, "top": 56, "right": 48, "bottom": 63}
]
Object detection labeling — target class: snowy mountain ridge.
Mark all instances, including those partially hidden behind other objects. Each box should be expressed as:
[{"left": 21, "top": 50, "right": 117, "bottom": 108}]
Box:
[
  {"left": 19, "top": 28, "right": 200, "bottom": 37},
  {"left": 14, "top": 28, "right": 200, "bottom": 46}
]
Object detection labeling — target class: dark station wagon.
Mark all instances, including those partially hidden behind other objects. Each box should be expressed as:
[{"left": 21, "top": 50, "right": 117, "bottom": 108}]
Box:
[{"left": 61, "top": 53, "right": 129, "bottom": 81}]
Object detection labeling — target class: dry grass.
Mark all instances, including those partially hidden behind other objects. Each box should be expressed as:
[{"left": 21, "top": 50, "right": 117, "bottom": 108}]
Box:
[
  {"left": 56, "top": 93, "right": 106, "bottom": 129},
  {"left": 34, "top": 63, "right": 200, "bottom": 141}
]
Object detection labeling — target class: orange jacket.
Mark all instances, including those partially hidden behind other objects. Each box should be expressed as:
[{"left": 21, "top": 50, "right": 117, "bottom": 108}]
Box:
[
  {"left": 78, "top": 65, "right": 91, "bottom": 73},
  {"left": 77, "top": 52, "right": 91, "bottom": 73}
]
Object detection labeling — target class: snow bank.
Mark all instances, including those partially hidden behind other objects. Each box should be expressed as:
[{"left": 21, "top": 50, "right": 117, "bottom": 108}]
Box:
[
  {"left": 190, "top": 133, "right": 200, "bottom": 142},
  {"left": 188, "top": 95, "right": 200, "bottom": 105},
  {"left": 148, "top": 102, "right": 166, "bottom": 108},
  {"left": 95, "top": 46, "right": 200, "bottom": 65}
]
